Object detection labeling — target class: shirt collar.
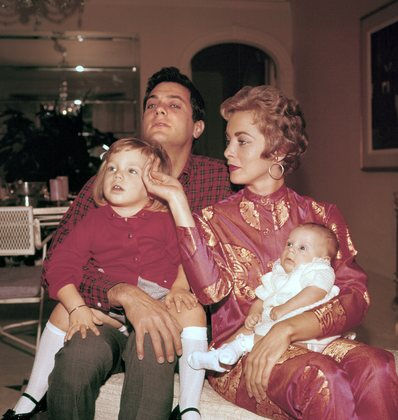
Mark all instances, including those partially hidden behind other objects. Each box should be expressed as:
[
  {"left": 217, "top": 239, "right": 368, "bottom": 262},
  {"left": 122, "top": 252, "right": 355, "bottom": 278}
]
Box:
[
  {"left": 243, "top": 184, "right": 288, "bottom": 208},
  {"left": 103, "top": 204, "right": 150, "bottom": 220}
]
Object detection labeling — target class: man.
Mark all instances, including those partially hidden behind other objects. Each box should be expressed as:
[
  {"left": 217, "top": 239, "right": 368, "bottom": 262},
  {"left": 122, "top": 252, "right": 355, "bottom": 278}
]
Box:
[{"left": 45, "top": 67, "right": 232, "bottom": 419}]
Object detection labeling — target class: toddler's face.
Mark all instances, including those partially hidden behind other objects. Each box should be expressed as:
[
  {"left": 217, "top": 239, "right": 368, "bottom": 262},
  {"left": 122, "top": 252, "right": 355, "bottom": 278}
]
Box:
[
  {"left": 280, "top": 226, "right": 329, "bottom": 273},
  {"left": 103, "top": 148, "right": 149, "bottom": 215}
]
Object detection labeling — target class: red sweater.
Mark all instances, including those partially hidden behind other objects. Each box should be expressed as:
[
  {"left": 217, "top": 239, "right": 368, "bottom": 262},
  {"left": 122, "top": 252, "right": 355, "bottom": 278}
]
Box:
[{"left": 46, "top": 205, "right": 180, "bottom": 299}]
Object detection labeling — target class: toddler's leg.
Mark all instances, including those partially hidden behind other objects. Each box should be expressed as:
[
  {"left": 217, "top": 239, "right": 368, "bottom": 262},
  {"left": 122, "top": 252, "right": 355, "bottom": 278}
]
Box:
[
  {"left": 13, "top": 303, "right": 66, "bottom": 415},
  {"left": 170, "top": 304, "right": 207, "bottom": 420}
]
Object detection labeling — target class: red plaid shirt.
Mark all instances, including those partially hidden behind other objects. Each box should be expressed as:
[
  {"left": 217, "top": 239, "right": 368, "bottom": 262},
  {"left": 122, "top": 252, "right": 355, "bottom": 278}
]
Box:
[{"left": 42, "top": 154, "right": 232, "bottom": 311}]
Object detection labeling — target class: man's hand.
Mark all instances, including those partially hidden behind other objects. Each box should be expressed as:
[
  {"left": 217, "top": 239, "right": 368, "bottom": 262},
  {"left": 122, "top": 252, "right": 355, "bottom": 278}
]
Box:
[{"left": 108, "top": 283, "right": 182, "bottom": 363}]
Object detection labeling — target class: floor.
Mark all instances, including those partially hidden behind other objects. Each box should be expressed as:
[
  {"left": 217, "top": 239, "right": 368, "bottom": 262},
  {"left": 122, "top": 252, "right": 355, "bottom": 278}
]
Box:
[{"left": 0, "top": 271, "right": 397, "bottom": 418}]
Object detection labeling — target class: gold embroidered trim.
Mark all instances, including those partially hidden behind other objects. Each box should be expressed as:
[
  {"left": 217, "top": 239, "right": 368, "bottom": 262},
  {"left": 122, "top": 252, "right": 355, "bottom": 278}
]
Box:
[
  {"left": 313, "top": 298, "right": 346, "bottom": 336},
  {"left": 208, "top": 358, "right": 243, "bottom": 402},
  {"left": 276, "top": 344, "right": 308, "bottom": 365},
  {"left": 322, "top": 338, "right": 361, "bottom": 362},
  {"left": 240, "top": 198, "right": 260, "bottom": 230},
  {"left": 201, "top": 205, "right": 214, "bottom": 221},
  {"left": 271, "top": 199, "right": 290, "bottom": 230},
  {"left": 224, "top": 244, "right": 262, "bottom": 300},
  {"left": 311, "top": 201, "right": 326, "bottom": 222},
  {"left": 197, "top": 215, "right": 217, "bottom": 247},
  {"left": 363, "top": 290, "right": 370, "bottom": 306}
]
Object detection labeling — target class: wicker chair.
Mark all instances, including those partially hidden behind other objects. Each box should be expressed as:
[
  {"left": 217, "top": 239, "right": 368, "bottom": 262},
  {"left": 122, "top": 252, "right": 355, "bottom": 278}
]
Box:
[{"left": 0, "top": 206, "right": 46, "bottom": 353}]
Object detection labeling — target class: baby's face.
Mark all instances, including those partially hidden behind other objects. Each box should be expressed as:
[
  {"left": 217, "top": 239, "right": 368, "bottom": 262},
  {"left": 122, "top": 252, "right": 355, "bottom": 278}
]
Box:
[{"left": 280, "top": 226, "right": 329, "bottom": 273}]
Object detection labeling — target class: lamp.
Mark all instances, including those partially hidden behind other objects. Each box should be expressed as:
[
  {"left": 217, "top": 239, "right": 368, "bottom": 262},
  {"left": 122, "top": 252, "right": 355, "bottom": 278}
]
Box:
[{"left": 0, "top": 0, "right": 85, "bottom": 28}]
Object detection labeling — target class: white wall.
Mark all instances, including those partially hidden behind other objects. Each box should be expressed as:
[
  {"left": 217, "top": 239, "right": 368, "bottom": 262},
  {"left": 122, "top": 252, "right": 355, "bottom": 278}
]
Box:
[
  {"left": 0, "top": 0, "right": 293, "bottom": 100},
  {"left": 2, "top": 0, "right": 396, "bottom": 281},
  {"left": 290, "top": 0, "right": 398, "bottom": 281}
]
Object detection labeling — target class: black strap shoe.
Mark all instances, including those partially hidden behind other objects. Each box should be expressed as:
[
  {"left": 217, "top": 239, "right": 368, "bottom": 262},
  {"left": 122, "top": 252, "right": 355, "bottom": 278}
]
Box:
[
  {"left": 169, "top": 404, "right": 201, "bottom": 419},
  {"left": 1, "top": 393, "right": 47, "bottom": 419}
]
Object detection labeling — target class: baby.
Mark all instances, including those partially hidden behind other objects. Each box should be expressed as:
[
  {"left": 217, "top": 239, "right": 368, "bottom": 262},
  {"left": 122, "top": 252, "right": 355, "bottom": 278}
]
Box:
[{"left": 188, "top": 223, "right": 341, "bottom": 372}]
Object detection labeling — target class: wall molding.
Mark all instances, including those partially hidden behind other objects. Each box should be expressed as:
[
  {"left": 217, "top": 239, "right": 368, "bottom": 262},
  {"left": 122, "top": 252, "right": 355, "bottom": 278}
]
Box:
[{"left": 178, "top": 25, "right": 294, "bottom": 96}]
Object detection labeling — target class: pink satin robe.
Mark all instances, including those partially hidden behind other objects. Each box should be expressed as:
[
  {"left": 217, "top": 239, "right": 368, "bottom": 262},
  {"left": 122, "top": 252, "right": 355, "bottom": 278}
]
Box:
[{"left": 177, "top": 185, "right": 398, "bottom": 419}]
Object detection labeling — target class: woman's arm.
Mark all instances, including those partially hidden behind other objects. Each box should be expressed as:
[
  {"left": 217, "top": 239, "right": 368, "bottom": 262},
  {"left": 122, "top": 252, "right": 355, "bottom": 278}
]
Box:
[
  {"left": 311, "top": 205, "right": 369, "bottom": 335},
  {"left": 245, "top": 311, "right": 320, "bottom": 402},
  {"left": 244, "top": 204, "right": 369, "bottom": 401},
  {"left": 143, "top": 165, "right": 235, "bottom": 305}
]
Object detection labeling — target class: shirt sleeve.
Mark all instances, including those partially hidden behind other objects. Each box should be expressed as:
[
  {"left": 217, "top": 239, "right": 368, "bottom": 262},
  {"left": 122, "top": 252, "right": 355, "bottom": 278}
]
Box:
[
  {"left": 41, "top": 177, "right": 121, "bottom": 311},
  {"left": 45, "top": 216, "right": 94, "bottom": 299},
  {"left": 299, "top": 262, "right": 335, "bottom": 292},
  {"left": 176, "top": 213, "right": 235, "bottom": 305},
  {"left": 163, "top": 214, "right": 182, "bottom": 267},
  {"left": 311, "top": 205, "right": 370, "bottom": 337}
]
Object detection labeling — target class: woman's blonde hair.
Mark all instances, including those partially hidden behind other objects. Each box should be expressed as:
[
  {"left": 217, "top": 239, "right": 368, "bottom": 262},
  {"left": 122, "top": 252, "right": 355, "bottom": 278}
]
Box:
[
  {"left": 220, "top": 85, "right": 308, "bottom": 174},
  {"left": 92, "top": 137, "right": 171, "bottom": 212}
]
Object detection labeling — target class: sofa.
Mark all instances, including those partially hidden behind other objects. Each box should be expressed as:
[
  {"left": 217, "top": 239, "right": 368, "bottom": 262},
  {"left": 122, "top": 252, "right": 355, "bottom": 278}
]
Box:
[{"left": 94, "top": 349, "right": 398, "bottom": 419}]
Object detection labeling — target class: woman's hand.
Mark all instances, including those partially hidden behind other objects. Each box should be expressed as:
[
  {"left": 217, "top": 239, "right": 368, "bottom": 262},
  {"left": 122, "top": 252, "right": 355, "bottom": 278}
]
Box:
[
  {"left": 244, "top": 322, "right": 291, "bottom": 402},
  {"left": 165, "top": 287, "right": 198, "bottom": 313},
  {"left": 66, "top": 305, "right": 101, "bottom": 341},
  {"left": 142, "top": 157, "right": 184, "bottom": 203}
]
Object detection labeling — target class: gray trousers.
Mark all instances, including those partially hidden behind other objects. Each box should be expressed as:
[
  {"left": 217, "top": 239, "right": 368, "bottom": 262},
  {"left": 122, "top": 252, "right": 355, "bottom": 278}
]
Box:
[{"left": 47, "top": 324, "right": 176, "bottom": 420}]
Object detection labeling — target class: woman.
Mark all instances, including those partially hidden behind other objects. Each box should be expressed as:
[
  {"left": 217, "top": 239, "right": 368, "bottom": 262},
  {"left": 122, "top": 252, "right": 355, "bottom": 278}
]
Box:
[{"left": 143, "top": 85, "right": 398, "bottom": 419}]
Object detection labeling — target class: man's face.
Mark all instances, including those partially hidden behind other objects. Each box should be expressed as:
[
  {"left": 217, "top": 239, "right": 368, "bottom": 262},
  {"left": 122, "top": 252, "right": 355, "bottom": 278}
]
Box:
[{"left": 142, "top": 82, "right": 203, "bottom": 150}]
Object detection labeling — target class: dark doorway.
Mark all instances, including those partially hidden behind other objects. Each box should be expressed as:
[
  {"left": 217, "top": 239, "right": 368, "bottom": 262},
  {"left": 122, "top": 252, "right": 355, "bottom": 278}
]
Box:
[{"left": 191, "top": 43, "right": 276, "bottom": 159}]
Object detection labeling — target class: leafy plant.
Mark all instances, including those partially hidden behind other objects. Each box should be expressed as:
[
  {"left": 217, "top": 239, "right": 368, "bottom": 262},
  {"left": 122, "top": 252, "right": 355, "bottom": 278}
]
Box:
[{"left": 0, "top": 107, "right": 115, "bottom": 193}]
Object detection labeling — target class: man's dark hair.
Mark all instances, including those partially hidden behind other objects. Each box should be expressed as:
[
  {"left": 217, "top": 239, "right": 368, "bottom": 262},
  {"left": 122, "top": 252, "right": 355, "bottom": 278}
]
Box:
[{"left": 143, "top": 67, "right": 205, "bottom": 122}]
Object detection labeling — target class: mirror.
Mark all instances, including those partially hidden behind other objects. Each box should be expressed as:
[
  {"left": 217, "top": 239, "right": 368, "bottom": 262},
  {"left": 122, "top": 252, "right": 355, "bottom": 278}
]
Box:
[{"left": 0, "top": 32, "right": 140, "bottom": 136}]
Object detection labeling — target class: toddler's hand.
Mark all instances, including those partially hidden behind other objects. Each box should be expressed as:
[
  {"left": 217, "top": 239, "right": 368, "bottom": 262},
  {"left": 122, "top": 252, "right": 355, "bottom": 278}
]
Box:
[
  {"left": 165, "top": 288, "right": 198, "bottom": 313},
  {"left": 66, "top": 305, "right": 100, "bottom": 341},
  {"left": 245, "top": 313, "right": 260, "bottom": 330}
]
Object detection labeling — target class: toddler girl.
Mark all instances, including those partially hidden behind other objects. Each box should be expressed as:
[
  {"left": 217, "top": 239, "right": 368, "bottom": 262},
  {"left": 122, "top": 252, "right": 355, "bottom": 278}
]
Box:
[{"left": 6, "top": 138, "right": 205, "bottom": 420}]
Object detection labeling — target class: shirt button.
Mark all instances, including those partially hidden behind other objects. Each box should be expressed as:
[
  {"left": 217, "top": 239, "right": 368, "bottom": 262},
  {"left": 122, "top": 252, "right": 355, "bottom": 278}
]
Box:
[
  {"left": 97, "top": 302, "right": 102, "bottom": 308},
  {"left": 263, "top": 228, "right": 270, "bottom": 235},
  {"left": 134, "top": 257, "right": 140, "bottom": 263},
  {"left": 128, "top": 233, "right": 133, "bottom": 239}
]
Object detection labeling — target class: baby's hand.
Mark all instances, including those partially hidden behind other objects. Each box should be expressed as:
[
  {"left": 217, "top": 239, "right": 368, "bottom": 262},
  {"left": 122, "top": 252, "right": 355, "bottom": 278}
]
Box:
[
  {"left": 270, "top": 305, "right": 285, "bottom": 321},
  {"left": 165, "top": 288, "right": 198, "bottom": 313},
  {"left": 66, "top": 305, "right": 100, "bottom": 341},
  {"left": 245, "top": 313, "right": 260, "bottom": 330}
]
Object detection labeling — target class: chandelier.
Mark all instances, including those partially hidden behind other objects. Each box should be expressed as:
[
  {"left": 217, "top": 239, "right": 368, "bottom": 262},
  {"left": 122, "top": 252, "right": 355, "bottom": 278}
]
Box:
[{"left": 0, "top": 1, "right": 85, "bottom": 28}]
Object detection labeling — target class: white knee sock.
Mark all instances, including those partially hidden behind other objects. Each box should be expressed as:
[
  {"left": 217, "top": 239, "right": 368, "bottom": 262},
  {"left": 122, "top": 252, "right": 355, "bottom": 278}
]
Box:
[
  {"left": 179, "top": 327, "right": 207, "bottom": 420},
  {"left": 14, "top": 321, "right": 65, "bottom": 414},
  {"left": 218, "top": 333, "right": 255, "bottom": 365}
]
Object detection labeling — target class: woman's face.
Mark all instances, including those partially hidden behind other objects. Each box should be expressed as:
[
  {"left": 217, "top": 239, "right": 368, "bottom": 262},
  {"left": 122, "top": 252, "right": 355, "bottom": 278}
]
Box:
[{"left": 224, "top": 110, "right": 283, "bottom": 193}]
